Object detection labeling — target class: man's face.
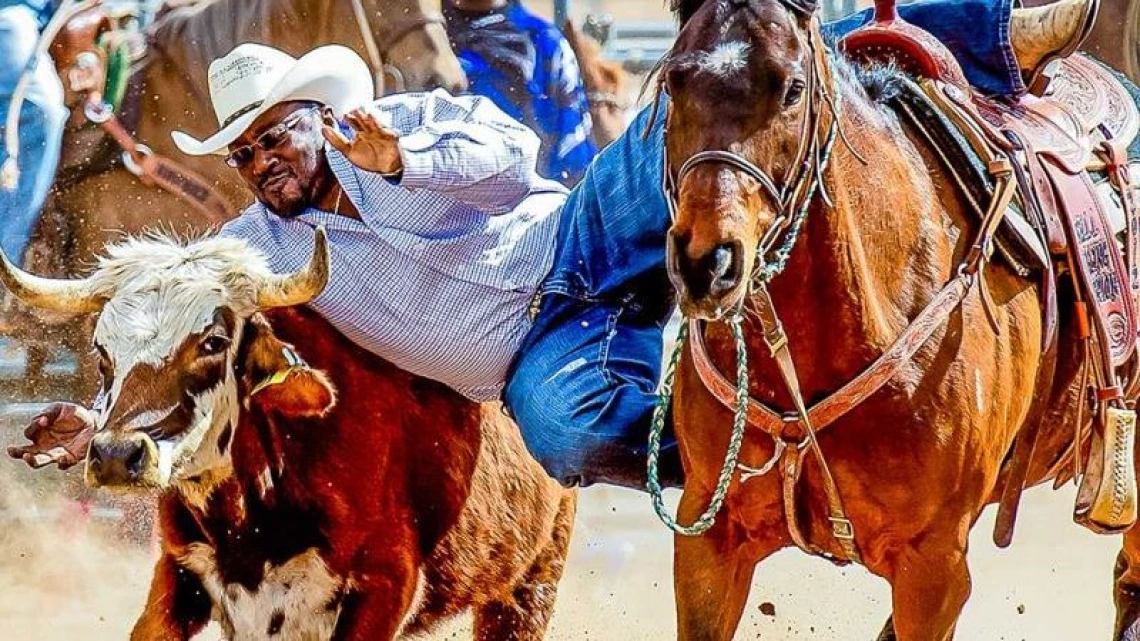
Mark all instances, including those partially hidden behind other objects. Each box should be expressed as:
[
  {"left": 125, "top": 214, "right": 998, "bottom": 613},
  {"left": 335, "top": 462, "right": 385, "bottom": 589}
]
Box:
[{"left": 227, "top": 101, "right": 329, "bottom": 217}]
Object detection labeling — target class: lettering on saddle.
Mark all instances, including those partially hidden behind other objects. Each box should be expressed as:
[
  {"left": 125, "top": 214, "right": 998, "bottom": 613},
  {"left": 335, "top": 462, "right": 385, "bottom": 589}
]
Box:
[{"left": 843, "top": 15, "right": 1140, "bottom": 540}]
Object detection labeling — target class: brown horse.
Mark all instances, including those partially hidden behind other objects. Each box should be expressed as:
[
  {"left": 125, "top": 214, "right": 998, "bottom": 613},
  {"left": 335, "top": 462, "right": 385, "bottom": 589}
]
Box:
[
  {"left": 6, "top": 0, "right": 465, "bottom": 394},
  {"left": 659, "top": 0, "right": 1140, "bottom": 640}
]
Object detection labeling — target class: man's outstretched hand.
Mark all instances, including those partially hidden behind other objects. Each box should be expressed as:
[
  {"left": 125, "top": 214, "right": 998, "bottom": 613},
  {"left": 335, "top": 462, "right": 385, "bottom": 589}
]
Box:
[
  {"left": 322, "top": 107, "right": 404, "bottom": 176},
  {"left": 7, "top": 402, "right": 94, "bottom": 470}
]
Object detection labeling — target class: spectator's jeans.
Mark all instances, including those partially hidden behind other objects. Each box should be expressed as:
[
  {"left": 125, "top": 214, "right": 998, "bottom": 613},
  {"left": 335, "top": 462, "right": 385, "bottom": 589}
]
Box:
[
  {"left": 0, "top": 6, "right": 66, "bottom": 266},
  {"left": 505, "top": 0, "right": 1021, "bottom": 490}
]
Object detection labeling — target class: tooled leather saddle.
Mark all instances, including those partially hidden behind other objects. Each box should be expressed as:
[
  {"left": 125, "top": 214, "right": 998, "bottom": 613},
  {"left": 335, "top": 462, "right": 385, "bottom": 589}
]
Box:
[{"left": 840, "top": 1, "right": 1140, "bottom": 543}]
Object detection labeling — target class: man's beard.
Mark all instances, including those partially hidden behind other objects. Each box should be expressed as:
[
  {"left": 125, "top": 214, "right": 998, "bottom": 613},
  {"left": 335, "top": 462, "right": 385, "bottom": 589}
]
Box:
[{"left": 258, "top": 173, "right": 309, "bottom": 217}]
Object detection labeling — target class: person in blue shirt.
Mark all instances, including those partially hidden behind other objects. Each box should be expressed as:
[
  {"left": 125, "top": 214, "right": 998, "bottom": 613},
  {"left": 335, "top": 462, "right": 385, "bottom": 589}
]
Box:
[
  {"left": 0, "top": 0, "right": 66, "bottom": 267},
  {"left": 445, "top": 0, "right": 596, "bottom": 186}
]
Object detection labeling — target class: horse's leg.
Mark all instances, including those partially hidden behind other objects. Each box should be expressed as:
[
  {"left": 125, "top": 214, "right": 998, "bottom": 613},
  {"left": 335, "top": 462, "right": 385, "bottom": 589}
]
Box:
[
  {"left": 885, "top": 536, "right": 971, "bottom": 641},
  {"left": 673, "top": 492, "right": 780, "bottom": 641},
  {"left": 1114, "top": 522, "right": 1140, "bottom": 638}
]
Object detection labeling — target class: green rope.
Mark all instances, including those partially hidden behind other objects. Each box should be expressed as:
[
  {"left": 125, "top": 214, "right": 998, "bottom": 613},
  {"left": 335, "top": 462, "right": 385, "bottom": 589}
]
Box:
[
  {"left": 98, "top": 34, "right": 130, "bottom": 114},
  {"left": 647, "top": 318, "right": 751, "bottom": 536}
]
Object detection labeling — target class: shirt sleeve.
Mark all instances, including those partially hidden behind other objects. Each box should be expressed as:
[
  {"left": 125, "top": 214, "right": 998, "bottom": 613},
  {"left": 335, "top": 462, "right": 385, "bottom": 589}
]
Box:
[{"left": 360, "top": 89, "right": 548, "bottom": 215}]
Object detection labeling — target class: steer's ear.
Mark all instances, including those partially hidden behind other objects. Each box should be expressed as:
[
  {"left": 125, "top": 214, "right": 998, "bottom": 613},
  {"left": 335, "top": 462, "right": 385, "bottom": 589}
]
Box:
[{"left": 238, "top": 314, "right": 337, "bottom": 418}]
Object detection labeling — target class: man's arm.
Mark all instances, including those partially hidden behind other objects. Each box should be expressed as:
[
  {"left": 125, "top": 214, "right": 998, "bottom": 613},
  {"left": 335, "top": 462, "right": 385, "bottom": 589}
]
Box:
[{"left": 323, "top": 89, "right": 557, "bottom": 215}]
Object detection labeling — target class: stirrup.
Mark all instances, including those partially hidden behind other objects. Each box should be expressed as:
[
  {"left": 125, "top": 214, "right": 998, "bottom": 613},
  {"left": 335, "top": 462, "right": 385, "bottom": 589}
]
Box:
[{"left": 1074, "top": 405, "right": 1138, "bottom": 533}]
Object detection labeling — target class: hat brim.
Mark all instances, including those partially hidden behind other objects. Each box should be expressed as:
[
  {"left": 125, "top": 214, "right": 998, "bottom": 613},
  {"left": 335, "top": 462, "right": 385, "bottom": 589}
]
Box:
[{"left": 172, "top": 45, "right": 373, "bottom": 157}]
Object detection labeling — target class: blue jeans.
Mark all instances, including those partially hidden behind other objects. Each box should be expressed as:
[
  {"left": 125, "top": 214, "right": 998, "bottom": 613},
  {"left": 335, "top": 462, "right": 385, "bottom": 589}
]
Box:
[
  {"left": 505, "top": 0, "right": 1022, "bottom": 490},
  {"left": 0, "top": 5, "right": 66, "bottom": 267}
]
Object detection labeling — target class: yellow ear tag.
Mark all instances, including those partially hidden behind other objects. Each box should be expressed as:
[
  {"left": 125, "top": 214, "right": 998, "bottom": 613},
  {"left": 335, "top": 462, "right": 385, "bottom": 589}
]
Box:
[{"left": 248, "top": 347, "right": 309, "bottom": 397}]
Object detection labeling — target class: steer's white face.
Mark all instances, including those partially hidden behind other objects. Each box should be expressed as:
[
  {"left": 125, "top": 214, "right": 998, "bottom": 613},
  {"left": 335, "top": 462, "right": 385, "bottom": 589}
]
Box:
[
  {"left": 83, "top": 236, "right": 274, "bottom": 496},
  {"left": 0, "top": 226, "right": 328, "bottom": 501}
]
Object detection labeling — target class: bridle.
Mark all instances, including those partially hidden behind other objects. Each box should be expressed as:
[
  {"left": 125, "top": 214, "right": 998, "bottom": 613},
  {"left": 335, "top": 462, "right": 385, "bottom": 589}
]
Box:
[
  {"left": 348, "top": 0, "right": 447, "bottom": 93},
  {"left": 661, "top": 20, "right": 838, "bottom": 285},
  {"left": 651, "top": 9, "right": 865, "bottom": 564}
]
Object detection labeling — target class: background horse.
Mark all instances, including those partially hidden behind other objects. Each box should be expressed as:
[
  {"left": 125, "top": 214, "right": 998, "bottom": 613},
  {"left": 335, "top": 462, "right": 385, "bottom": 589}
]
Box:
[
  {"left": 660, "top": 0, "right": 1140, "bottom": 639},
  {"left": 5, "top": 0, "right": 465, "bottom": 396},
  {"left": 563, "top": 18, "right": 630, "bottom": 149}
]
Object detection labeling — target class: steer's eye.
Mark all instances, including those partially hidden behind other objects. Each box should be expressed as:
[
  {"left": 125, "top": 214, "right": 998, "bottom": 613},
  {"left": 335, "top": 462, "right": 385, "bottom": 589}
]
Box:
[
  {"left": 200, "top": 335, "right": 230, "bottom": 356},
  {"left": 94, "top": 344, "right": 113, "bottom": 391}
]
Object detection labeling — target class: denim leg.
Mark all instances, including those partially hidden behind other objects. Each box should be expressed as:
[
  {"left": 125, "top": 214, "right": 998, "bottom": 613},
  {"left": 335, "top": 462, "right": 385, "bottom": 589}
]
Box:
[
  {"left": 0, "top": 7, "right": 65, "bottom": 266},
  {"left": 824, "top": 0, "right": 1023, "bottom": 96},
  {"left": 505, "top": 290, "right": 682, "bottom": 490}
]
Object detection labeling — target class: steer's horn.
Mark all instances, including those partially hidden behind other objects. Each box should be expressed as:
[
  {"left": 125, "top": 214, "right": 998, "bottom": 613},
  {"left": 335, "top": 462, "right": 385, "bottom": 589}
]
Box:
[
  {"left": 0, "top": 250, "right": 105, "bottom": 313},
  {"left": 256, "top": 226, "right": 330, "bottom": 308}
]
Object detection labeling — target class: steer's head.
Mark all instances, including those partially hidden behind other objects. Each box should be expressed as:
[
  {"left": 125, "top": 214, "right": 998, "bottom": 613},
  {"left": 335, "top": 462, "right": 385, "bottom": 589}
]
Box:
[{"left": 0, "top": 229, "right": 330, "bottom": 493}]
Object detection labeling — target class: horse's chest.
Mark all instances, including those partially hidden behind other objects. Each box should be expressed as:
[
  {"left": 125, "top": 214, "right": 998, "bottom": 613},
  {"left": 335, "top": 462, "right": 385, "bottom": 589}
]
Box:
[{"left": 181, "top": 543, "right": 347, "bottom": 641}]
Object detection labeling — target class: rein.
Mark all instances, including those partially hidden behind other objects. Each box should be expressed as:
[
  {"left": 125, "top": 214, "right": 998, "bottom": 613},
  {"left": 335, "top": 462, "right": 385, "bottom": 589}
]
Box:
[{"left": 347, "top": 0, "right": 446, "bottom": 94}]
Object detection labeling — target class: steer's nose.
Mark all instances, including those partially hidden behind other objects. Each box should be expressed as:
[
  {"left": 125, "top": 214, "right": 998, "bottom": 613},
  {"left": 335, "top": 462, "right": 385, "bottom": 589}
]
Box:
[
  {"left": 87, "top": 431, "right": 152, "bottom": 488},
  {"left": 669, "top": 231, "right": 745, "bottom": 302}
]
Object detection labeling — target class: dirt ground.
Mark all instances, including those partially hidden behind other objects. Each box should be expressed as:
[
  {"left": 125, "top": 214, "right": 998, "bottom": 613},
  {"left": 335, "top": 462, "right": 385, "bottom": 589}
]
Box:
[{"left": 0, "top": 403, "right": 1124, "bottom": 641}]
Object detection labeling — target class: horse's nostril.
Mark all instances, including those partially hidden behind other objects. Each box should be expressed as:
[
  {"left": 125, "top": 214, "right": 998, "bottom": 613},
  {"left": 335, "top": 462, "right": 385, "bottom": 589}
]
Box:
[
  {"left": 708, "top": 241, "right": 744, "bottom": 297},
  {"left": 712, "top": 244, "right": 735, "bottom": 278}
]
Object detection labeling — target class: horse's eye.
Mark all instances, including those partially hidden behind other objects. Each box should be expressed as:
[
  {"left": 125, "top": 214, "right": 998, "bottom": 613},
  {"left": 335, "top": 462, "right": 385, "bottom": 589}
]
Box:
[
  {"left": 200, "top": 335, "right": 230, "bottom": 356},
  {"left": 783, "top": 78, "right": 806, "bottom": 107}
]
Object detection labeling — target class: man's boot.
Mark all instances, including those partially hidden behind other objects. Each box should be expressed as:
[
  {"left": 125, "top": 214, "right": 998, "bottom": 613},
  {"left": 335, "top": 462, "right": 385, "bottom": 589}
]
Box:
[{"left": 1010, "top": 0, "right": 1099, "bottom": 94}]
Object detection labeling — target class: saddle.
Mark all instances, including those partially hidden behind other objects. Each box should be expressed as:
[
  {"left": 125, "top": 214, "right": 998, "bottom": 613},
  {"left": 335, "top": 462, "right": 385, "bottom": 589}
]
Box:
[{"left": 841, "top": 9, "right": 1140, "bottom": 542}]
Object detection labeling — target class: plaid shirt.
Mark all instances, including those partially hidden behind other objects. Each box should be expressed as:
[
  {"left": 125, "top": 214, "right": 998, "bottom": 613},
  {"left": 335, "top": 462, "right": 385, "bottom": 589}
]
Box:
[{"left": 222, "top": 89, "right": 568, "bottom": 400}]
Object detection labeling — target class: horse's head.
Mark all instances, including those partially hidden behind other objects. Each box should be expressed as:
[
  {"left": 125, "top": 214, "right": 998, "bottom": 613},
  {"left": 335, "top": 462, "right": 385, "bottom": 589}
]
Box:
[
  {"left": 662, "top": 0, "right": 828, "bottom": 319},
  {"left": 376, "top": 0, "right": 467, "bottom": 93},
  {"left": 0, "top": 231, "right": 331, "bottom": 491}
]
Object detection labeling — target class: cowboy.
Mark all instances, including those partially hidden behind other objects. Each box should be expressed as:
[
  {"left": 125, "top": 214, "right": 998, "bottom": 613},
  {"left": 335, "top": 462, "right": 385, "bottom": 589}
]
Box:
[
  {"left": 10, "top": 0, "right": 1097, "bottom": 489},
  {"left": 444, "top": 0, "right": 596, "bottom": 186},
  {"left": 0, "top": 0, "right": 66, "bottom": 267}
]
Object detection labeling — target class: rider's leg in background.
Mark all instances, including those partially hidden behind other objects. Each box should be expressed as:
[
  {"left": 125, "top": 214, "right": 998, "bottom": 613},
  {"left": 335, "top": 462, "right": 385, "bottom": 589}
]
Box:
[
  {"left": 0, "top": 6, "right": 67, "bottom": 267},
  {"left": 822, "top": 0, "right": 1024, "bottom": 96}
]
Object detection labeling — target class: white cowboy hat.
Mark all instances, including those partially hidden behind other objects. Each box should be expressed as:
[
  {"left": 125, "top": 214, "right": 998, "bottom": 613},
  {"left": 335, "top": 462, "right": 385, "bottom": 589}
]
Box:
[{"left": 172, "top": 43, "right": 373, "bottom": 156}]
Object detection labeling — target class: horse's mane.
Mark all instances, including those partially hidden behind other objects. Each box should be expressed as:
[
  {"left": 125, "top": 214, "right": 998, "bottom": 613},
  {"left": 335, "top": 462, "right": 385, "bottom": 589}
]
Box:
[
  {"left": 670, "top": 0, "right": 820, "bottom": 26},
  {"left": 670, "top": 0, "right": 709, "bottom": 26}
]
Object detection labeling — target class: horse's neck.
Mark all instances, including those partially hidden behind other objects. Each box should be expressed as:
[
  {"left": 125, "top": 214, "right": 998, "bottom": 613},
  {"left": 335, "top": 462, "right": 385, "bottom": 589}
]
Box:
[{"left": 762, "top": 82, "right": 959, "bottom": 389}]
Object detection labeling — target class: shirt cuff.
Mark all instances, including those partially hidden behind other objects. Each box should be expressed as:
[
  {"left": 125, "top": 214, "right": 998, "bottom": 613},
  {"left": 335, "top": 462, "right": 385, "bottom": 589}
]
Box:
[{"left": 396, "top": 133, "right": 436, "bottom": 189}]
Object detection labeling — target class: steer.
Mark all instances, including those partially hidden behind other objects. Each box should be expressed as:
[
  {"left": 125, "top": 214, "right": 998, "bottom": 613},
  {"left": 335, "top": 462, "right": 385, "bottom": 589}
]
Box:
[{"left": 0, "top": 230, "right": 576, "bottom": 641}]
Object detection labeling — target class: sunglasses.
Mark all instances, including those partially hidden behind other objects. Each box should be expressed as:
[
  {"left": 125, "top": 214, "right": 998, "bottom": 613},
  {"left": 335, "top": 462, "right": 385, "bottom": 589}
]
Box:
[{"left": 224, "top": 106, "right": 320, "bottom": 169}]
